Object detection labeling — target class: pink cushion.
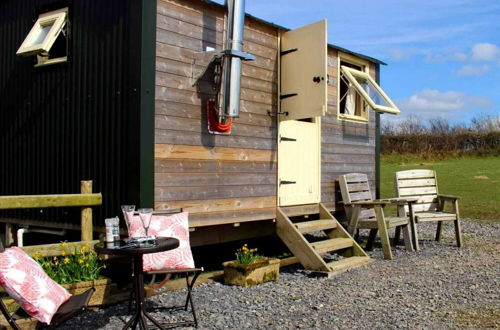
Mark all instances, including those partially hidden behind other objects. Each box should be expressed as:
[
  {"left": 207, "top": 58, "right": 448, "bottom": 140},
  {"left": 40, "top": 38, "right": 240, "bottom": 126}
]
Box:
[
  {"left": 0, "top": 247, "right": 71, "bottom": 325},
  {"left": 129, "top": 212, "right": 195, "bottom": 271}
]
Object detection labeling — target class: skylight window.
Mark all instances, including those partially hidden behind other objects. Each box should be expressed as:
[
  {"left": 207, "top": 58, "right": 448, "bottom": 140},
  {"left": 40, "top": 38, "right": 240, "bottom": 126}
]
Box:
[
  {"left": 340, "top": 66, "right": 400, "bottom": 115},
  {"left": 17, "top": 8, "right": 68, "bottom": 66}
]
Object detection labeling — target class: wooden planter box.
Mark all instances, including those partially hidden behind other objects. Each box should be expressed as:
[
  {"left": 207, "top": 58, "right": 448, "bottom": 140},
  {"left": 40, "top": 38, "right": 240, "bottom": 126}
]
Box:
[
  {"left": 62, "top": 278, "right": 114, "bottom": 306},
  {"left": 223, "top": 258, "right": 280, "bottom": 288}
]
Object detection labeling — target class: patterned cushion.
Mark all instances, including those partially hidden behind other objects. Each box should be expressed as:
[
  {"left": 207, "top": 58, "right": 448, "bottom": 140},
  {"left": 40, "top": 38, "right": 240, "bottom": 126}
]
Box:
[
  {"left": 129, "top": 212, "right": 195, "bottom": 271},
  {"left": 0, "top": 247, "right": 71, "bottom": 325}
]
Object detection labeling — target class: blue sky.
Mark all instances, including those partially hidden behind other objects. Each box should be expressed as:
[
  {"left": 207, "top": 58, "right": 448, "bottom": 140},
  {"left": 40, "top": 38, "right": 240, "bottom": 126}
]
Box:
[{"left": 218, "top": 0, "right": 500, "bottom": 126}]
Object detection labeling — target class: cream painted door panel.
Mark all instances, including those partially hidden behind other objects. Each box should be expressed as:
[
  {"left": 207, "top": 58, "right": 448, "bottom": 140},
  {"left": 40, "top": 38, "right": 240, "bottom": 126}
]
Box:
[
  {"left": 278, "top": 119, "right": 321, "bottom": 206},
  {"left": 281, "top": 20, "right": 328, "bottom": 120}
]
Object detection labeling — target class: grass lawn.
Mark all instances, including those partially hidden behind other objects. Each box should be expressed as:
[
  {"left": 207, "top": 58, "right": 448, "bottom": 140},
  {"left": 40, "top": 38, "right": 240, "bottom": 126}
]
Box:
[{"left": 380, "top": 155, "right": 500, "bottom": 220}]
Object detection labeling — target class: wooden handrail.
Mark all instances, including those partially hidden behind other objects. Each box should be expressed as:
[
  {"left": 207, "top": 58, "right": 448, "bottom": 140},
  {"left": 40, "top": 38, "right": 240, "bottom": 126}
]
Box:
[{"left": 0, "top": 193, "right": 102, "bottom": 210}]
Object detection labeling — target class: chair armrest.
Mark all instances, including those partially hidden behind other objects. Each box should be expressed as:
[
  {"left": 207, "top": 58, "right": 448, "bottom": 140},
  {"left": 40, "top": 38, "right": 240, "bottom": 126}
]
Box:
[
  {"left": 379, "top": 197, "right": 418, "bottom": 205},
  {"left": 438, "top": 194, "right": 460, "bottom": 201},
  {"left": 349, "top": 201, "right": 389, "bottom": 207}
]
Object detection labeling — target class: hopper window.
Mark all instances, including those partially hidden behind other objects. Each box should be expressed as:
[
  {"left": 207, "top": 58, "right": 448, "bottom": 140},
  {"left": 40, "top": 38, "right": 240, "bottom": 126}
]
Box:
[
  {"left": 340, "top": 65, "right": 400, "bottom": 115},
  {"left": 17, "top": 8, "right": 68, "bottom": 67}
]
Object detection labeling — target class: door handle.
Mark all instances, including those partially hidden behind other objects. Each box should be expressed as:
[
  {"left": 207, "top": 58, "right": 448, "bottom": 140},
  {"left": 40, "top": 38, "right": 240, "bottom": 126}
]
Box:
[{"left": 313, "top": 76, "right": 325, "bottom": 83}]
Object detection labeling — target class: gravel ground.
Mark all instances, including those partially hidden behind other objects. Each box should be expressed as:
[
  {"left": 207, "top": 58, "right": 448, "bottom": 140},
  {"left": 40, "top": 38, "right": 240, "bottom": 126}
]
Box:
[{"left": 61, "top": 218, "right": 500, "bottom": 329}]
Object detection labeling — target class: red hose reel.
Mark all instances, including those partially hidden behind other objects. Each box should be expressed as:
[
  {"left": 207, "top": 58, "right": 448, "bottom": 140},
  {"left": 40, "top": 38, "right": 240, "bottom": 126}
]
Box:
[{"left": 207, "top": 99, "right": 233, "bottom": 134}]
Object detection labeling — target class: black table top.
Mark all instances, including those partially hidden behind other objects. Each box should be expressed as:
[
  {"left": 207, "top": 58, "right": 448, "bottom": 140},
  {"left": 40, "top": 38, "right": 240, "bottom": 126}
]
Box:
[{"left": 94, "top": 237, "right": 179, "bottom": 256}]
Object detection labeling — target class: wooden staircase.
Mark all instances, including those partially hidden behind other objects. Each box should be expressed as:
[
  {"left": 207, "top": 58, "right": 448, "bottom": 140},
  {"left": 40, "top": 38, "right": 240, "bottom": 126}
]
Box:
[{"left": 277, "top": 203, "right": 372, "bottom": 275}]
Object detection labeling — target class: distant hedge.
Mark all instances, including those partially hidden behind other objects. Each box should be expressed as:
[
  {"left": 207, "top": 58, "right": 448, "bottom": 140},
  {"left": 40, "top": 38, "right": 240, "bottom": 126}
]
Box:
[{"left": 381, "top": 131, "right": 500, "bottom": 157}]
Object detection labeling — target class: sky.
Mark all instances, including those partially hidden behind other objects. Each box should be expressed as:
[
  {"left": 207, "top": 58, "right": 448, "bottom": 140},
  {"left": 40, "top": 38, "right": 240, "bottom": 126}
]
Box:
[{"left": 217, "top": 0, "right": 500, "bottom": 126}]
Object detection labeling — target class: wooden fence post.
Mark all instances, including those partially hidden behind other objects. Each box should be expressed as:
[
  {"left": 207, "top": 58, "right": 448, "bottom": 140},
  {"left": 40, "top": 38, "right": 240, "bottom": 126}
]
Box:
[{"left": 81, "top": 180, "right": 93, "bottom": 241}]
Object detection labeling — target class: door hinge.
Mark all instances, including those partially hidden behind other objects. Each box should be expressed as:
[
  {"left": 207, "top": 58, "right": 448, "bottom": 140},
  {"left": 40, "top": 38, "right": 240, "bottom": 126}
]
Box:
[
  {"left": 280, "top": 136, "right": 297, "bottom": 142},
  {"left": 279, "top": 180, "right": 297, "bottom": 185}
]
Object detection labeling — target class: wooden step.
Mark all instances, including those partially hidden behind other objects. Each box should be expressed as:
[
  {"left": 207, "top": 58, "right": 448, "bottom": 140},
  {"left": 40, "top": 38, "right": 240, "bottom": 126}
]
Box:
[
  {"left": 294, "top": 219, "right": 337, "bottom": 233},
  {"left": 326, "top": 256, "right": 373, "bottom": 274},
  {"left": 310, "top": 238, "right": 353, "bottom": 254},
  {"left": 280, "top": 204, "right": 319, "bottom": 217}
]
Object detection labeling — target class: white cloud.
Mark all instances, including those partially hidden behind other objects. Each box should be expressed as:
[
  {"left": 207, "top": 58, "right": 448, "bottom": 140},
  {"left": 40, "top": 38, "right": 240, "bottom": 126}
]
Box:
[
  {"left": 471, "top": 43, "right": 500, "bottom": 61},
  {"left": 425, "top": 52, "right": 468, "bottom": 62},
  {"left": 396, "top": 89, "right": 493, "bottom": 120},
  {"left": 456, "top": 64, "right": 492, "bottom": 76}
]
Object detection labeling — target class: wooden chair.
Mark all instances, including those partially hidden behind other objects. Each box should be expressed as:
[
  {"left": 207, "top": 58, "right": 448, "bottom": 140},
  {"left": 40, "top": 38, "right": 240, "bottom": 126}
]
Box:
[
  {"left": 395, "top": 169, "right": 463, "bottom": 250},
  {"left": 339, "top": 173, "right": 414, "bottom": 259},
  {"left": 0, "top": 241, "right": 95, "bottom": 330}
]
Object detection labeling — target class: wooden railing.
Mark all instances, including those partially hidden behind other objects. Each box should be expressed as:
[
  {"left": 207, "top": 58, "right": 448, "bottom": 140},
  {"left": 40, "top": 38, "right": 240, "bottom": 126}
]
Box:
[{"left": 0, "top": 180, "right": 102, "bottom": 251}]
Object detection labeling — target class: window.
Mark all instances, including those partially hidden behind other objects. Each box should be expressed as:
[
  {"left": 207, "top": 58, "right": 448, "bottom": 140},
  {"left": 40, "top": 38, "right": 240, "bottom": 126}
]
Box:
[
  {"left": 17, "top": 8, "right": 68, "bottom": 67},
  {"left": 338, "top": 54, "right": 399, "bottom": 122},
  {"left": 341, "top": 66, "right": 400, "bottom": 115}
]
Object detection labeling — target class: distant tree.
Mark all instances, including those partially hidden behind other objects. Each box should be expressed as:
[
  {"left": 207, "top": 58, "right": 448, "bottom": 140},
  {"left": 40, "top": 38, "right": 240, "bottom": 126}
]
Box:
[
  {"left": 398, "top": 115, "right": 426, "bottom": 135},
  {"left": 470, "top": 114, "right": 500, "bottom": 132},
  {"left": 428, "top": 117, "right": 451, "bottom": 134}
]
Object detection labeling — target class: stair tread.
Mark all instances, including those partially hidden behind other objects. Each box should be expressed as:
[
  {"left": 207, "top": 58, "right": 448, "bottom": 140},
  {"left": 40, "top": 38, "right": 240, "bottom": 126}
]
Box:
[
  {"left": 326, "top": 256, "right": 372, "bottom": 273},
  {"left": 310, "top": 237, "right": 353, "bottom": 254},
  {"left": 294, "top": 219, "right": 337, "bottom": 233}
]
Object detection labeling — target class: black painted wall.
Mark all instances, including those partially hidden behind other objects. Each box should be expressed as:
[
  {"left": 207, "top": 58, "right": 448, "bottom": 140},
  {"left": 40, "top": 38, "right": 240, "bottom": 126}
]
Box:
[{"left": 0, "top": 0, "right": 147, "bottom": 227}]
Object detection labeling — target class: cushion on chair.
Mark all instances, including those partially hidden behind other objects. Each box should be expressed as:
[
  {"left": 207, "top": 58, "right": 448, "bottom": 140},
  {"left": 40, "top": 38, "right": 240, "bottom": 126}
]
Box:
[
  {"left": 0, "top": 247, "right": 71, "bottom": 325},
  {"left": 129, "top": 212, "right": 195, "bottom": 271}
]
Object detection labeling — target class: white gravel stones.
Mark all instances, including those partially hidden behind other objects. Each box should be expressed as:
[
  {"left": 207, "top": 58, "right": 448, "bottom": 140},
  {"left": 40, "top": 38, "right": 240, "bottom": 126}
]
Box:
[{"left": 60, "top": 218, "right": 499, "bottom": 329}]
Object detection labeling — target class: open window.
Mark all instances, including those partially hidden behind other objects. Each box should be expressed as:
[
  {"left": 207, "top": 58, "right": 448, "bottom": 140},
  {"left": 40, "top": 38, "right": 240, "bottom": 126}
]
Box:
[
  {"left": 340, "top": 66, "right": 399, "bottom": 115},
  {"left": 16, "top": 8, "right": 68, "bottom": 67}
]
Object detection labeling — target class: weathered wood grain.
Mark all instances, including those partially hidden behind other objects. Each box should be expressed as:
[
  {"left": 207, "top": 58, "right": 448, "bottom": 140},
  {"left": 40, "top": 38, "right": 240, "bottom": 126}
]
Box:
[
  {"left": 155, "top": 172, "right": 276, "bottom": 187},
  {"left": 155, "top": 144, "right": 276, "bottom": 162},
  {"left": 155, "top": 129, "right": 276, "bottom": 150},
  {"left": 155, "top": 159, "right": 276, "bottom": 174},
  {"left": 155, "top": 196, "right": 276, "bottom": 213}
]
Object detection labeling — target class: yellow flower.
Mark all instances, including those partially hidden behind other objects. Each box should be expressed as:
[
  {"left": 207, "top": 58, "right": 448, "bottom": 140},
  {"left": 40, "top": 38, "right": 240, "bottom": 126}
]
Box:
[
  {"left": 33, "top": 251, "right": 40, "bottom": 261},
  {"left": 85, "top": 263, "right": 90, "bottom": 268},
  {"left": 63, "top": 257, "right": 70, "bottom": 264},
  {"left": 61, "top": 251, "right": 66, "bottom": 257},
  {"left": 44, "top": 262, "right": 51, "bottom": 267},
  {"left": 71, "top": 251, "right": 76, "bottom": 256},
  {"left": 78, "top": 258, "right": 84, "bottom": 264},
  {"left": 53, "top": 256, "right": 58, "bottom": 262},
  {"left": 59, "top": 242, "right": 67, "bottom": 248}
]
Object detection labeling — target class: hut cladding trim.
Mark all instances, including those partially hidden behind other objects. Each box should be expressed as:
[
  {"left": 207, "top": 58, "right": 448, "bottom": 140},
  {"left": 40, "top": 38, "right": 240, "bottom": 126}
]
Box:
[
  {"left": 16, "top": 7, "right": 68, "bottom": 65},
  {"left": 340, "top": 66, "right": 400, "bottom": 115}
]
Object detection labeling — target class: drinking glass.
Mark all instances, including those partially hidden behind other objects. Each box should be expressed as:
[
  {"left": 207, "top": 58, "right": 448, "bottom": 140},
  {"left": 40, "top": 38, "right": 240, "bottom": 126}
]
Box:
[
  {"left": 121, "top": 205, "right": 135, "bottom": 234},
  {"left": 137, "top": 208, "right": 154, "bottom": 238}
]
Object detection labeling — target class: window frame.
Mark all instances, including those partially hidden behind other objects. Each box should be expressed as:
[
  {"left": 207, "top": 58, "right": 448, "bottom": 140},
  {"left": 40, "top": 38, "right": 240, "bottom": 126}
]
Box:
[
  {"left": 337, "top": 53, "right": 370, "bottom": 123},
  {"left": 16, "top": 8, "right": 67, "bottom": 58},
  {"left": 341, "top": 65, "right": 400, "bottom": 115}
]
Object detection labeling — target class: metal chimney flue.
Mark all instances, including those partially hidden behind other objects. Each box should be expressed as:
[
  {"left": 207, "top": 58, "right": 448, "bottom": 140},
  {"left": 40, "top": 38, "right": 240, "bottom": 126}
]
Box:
[{"left": 220, "top": 0, "right": 247, "bottom": 118}]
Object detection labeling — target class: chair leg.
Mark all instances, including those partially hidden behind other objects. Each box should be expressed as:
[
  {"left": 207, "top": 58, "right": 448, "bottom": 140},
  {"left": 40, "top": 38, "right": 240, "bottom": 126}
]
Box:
[
  {"left": 185, "top": 271, "right": 201, "bottom": 328},
  {"left": 454, "top": 218, "right": 463, "bottom": 248},
  {"left": 366, "top": 229, "right": 378, "bottom": 251},
  {"left": 128, "top": 282, "right": 135, "bottom": 314},
  {"left": 401, "top": 224, "right": 414, "bottom": 252},
  {"left": 393, "top": 226, "right": 401, "bottom": 246},
  {"left": 374, "top": 205, "right": 393, "bottom": 260},
  {"left": 0, "top": 299, "right": 21, "bottom": 330},
  {"left": 436, "top": 221, "right": 443, "bottom": 241}
]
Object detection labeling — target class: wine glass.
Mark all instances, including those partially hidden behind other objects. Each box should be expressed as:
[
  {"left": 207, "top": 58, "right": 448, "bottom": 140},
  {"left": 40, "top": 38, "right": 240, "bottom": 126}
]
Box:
[
  {"left": 137, "top": 208, "right": 153, "bottom": 238},
  {"left": 121, "top": 205, "right": 135, "bottom": 234}
]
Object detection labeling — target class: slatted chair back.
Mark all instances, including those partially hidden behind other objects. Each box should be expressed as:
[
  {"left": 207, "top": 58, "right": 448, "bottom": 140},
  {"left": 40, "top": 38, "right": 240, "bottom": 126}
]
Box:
[
  {"left": 395, "top": 169, "right": 439, "bottom": 214},
  {"left": 338, "top": 173, "right": 376, "bottom": 221}
]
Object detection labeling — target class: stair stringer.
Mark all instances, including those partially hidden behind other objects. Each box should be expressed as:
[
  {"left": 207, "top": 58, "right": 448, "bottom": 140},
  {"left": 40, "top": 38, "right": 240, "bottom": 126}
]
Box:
[{"left": 276, "top": 207, "right": 330, "bottom": 271}]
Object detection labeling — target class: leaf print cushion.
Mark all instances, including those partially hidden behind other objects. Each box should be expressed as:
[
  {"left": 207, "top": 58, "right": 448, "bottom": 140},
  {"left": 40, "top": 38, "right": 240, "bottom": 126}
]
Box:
[
  {"left": 128, "top": 212, "right": 195, "bottom": 271},
  {"left": 0, "top": 247, "right": 71, "bottom": 324}
]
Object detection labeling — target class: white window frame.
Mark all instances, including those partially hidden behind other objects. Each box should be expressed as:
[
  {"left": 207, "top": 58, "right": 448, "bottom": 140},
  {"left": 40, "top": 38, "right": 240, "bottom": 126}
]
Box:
[
  {"left": 337, "top": 53, "right": 370, "bottom": 123},
  {"left": 16, "top": 8, "right": 67, "bottom": 59},
  {"left": 340, "top": 66, "right": 400, "bottom": 115}
]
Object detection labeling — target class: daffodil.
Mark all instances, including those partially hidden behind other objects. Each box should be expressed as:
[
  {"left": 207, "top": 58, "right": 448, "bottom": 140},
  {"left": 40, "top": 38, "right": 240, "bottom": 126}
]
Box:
[{"left": 63, "top": 257, "right": 70, "bottom": 264}]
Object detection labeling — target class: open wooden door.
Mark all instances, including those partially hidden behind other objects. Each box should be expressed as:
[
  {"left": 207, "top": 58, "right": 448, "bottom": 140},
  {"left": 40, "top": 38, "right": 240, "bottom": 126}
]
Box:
[
  {"left": 280, "top": 20, "right": 328, "bottom": 120},
  {"left": 278, "top": 20, "right": 327, "bottom": 206}
]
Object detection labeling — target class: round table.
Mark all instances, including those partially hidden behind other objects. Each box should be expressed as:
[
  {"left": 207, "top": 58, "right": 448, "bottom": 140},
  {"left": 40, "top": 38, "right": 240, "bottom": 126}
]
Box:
[{"left": 95, "top": 237, "right": 179, "bottom": 330}]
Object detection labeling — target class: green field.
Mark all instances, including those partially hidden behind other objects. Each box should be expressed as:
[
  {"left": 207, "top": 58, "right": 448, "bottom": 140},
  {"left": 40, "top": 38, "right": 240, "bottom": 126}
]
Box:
[{"left": 380, "top": 156, "right": 500, "bottom": 220}]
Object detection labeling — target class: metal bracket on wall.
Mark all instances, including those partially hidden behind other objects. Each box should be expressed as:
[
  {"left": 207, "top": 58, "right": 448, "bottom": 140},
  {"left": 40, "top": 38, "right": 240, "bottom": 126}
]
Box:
[
  {"left": 191, "top": 49, "right": 255, "bottom": 87},
  {"left": 280, "top": 48, "right": 298, "bottom": 56},
  {"left": 279, "top": 180, "right": 297, "bottom": 185},
  {"left": 267, "top": 110, "right": 289, "bottom": 117}
]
